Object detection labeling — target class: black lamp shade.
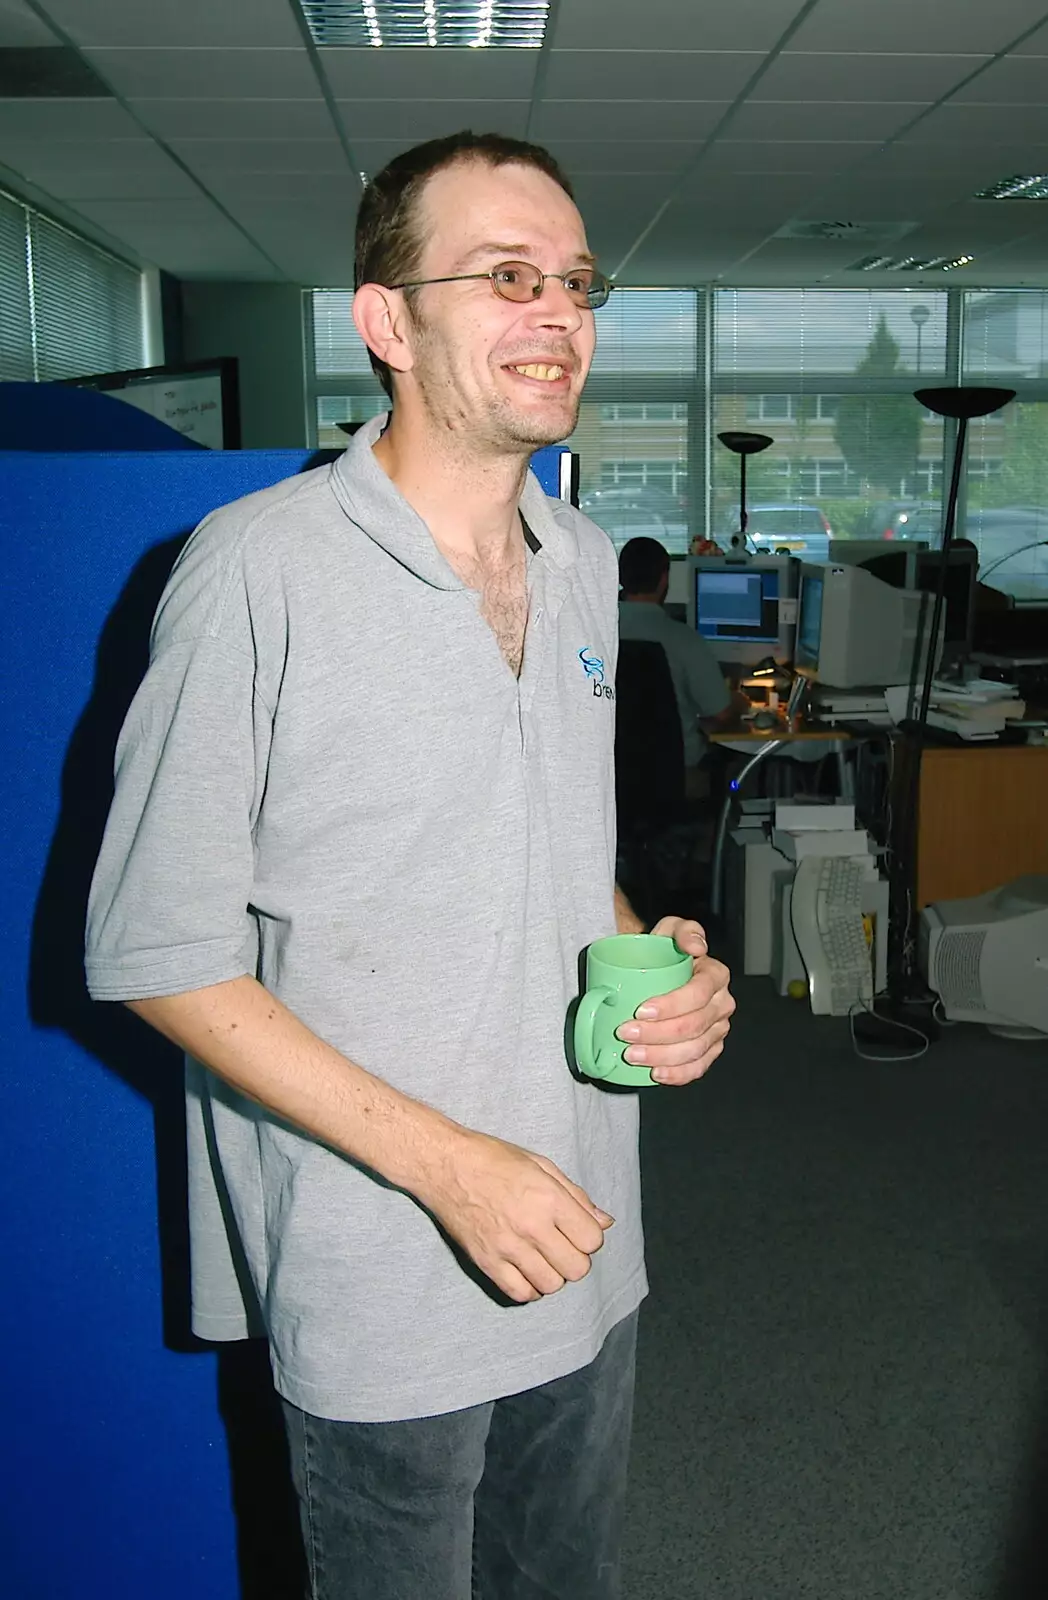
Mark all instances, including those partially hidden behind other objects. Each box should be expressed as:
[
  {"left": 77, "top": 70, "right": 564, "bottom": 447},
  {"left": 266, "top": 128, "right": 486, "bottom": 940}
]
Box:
[
  {"left": 914, "top": 386, "right": 1015, "bottom": 420},
  {"left": 717, "top": 431, "right": 774, "bottom": 455}
]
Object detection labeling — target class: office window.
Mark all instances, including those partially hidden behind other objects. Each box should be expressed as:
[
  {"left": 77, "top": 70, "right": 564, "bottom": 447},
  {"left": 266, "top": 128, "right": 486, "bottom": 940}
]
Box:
[
  {"left": 713, "top": 291, "right": 950, "bottom": 539},
  {"left": 964, "top": 291, "right": 1048, "bottom": 381},
  {"left": 315, "top": 393, "right": 387, "bottom": 448},
  {"left": 0, "top": 188, "right": 142, "bottom": 382},
  {"left": 304, "top": 285, "right": 1048, "bottom": 565}
]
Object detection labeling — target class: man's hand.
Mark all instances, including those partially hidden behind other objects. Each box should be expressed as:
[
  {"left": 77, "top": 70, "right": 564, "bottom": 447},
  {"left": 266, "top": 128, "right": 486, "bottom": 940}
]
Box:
[
  {"left": 615, "top": 917, "right": 734, "bottom": 1086},
  {"left": 416, "top": 1129, "right": 614, "bottom": 1304}
]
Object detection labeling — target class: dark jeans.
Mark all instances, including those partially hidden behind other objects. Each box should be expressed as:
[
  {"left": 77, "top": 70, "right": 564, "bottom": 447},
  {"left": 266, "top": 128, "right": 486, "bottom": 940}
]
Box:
[{"left": 280, "top": 1309, "right": 638, "bottom": 1600}]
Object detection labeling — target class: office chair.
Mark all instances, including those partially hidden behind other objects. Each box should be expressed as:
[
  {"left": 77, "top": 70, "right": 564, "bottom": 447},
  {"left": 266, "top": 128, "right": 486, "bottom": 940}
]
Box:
[{"left": 615, "top": 640, "right": 704, "bottom": 925}]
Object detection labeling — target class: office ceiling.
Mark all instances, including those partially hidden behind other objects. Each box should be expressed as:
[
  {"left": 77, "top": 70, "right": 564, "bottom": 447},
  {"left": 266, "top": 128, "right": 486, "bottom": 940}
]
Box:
[{"left": 2, "top": 0, "right": 1048, "bottom": 289}]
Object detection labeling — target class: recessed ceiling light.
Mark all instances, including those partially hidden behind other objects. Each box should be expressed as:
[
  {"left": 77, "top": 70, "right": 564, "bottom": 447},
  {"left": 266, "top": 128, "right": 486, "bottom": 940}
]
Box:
[
  {"left": 849, "top": 254, "right": 975, "bottom": 272},
  {"left": 974, "top": 174, "right": 1048, "bottom": 200},
  {"left": 300, "top": 0, "right": 549, "bottom": 47}
]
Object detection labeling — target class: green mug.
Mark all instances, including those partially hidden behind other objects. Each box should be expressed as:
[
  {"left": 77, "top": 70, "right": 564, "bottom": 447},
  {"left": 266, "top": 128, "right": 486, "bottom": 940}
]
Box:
[{"left": 574, "top": 933, "right": 693, "bottom": 1087}]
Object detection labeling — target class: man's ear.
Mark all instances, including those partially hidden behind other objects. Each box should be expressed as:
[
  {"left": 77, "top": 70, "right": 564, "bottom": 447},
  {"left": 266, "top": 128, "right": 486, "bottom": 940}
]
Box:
[{"left": 353, "top": 284, "right": 415, "bottom": 379}]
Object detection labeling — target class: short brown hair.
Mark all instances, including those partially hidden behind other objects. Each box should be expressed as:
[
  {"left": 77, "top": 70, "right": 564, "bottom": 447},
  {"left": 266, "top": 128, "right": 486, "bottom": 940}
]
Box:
[{"left": 354, "top": 131, "right": 576, "bottom": 398}]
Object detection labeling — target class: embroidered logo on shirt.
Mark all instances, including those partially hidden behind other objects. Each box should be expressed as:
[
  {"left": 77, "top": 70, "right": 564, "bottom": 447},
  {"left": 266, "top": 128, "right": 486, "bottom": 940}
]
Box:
[{"left": 579, "top": 647, "right": 614, "bottom": 700}]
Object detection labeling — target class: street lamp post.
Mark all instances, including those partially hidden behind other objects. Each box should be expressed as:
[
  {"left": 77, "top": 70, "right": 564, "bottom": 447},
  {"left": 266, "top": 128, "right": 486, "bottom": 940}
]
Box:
[{"left": 910, "top": 303, "right": 931, "bottom": 374}]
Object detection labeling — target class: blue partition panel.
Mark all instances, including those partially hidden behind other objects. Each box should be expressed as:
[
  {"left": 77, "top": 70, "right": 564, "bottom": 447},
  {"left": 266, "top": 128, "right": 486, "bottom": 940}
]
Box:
[{"left": 0, "top": 450, "right": 321, "bottom": 1600}]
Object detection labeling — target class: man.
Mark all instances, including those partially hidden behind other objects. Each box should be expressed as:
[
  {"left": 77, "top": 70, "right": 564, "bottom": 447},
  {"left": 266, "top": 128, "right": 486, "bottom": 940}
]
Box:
[
  {"left": 85, "top": 132, "right": 734, "bottom": 1599},
  {"left": 618, "top": 536, "right": 743, "bottom": 786}
]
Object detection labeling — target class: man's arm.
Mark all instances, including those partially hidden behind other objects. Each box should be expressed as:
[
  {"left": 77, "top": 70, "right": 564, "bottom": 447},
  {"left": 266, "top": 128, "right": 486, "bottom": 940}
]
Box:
[
  {"left": 129, "top": 976, "right": 612, "bottom": 1306},
  {"left": 699, "top": 688, "right": 750, "bottom": 733},
  {"left": 614, "top": 883, "right": 645, "bottom": 933}
]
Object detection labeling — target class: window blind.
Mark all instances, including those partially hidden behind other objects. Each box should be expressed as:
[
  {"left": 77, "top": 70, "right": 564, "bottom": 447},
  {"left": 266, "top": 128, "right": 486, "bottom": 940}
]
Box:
[
  {"left": 0, "top": 192, "right": 32, "bottom": 381},
  {"left": 0, "top": 187, "right": 142, "bottom": 383},
  {"left": 28, "top": 210, "right": 141, "bottom": 381}
]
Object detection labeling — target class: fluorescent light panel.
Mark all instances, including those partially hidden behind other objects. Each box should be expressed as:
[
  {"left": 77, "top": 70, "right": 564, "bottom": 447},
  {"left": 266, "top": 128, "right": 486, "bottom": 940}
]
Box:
[
  {"left": 300, "top": 0, "right": 548, "bottom": 47},
  {"left": 974, "top": 174, "right": 1048, "bottom": 200},
  {"left": 850, "top": 254, "right": 975, "bottom": 272}
]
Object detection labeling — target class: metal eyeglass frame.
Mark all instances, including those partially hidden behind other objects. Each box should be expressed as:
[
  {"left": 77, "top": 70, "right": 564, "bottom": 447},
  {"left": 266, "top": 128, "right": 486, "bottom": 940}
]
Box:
[{"left": 386, "top": 260, "right": 613, "bottom": 310}]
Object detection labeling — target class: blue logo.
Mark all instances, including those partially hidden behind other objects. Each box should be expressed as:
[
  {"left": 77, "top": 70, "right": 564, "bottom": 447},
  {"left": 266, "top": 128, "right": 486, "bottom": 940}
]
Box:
[
  {"left": 579, "top": 647, "right": 614, "bottom": 700},
  {"left": 578, "top": 648, "right": 605, "bottom": 684}
]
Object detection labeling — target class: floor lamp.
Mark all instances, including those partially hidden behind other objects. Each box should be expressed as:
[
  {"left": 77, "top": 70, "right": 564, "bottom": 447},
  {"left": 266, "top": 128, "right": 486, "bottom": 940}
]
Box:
[
  {"left": 717, "top": 431, "right": 774, "bottom": 550},
  {"left": 880, "top": 384, "right": 1015, "bottom": 1028}
]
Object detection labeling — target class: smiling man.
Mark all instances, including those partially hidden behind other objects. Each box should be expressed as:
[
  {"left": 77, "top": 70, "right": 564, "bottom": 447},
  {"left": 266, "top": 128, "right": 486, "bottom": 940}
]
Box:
[{"left": 85, "top": 132, "right": 734, "bottom": 1600}]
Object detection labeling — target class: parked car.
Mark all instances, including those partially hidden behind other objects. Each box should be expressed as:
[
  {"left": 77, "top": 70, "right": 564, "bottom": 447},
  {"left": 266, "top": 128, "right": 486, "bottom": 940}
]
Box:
[
  {"left": 727, "top": 503, "right": 832, "bottom": 560},
  {"left": 578, "top": 485, "right": 690, "bottom": 555},
  {"left": 964, "top": 506, "right": 1048, "bottom": 601},
  {"left": 854, "top": 500, "right": 943, "bottom": 543}
]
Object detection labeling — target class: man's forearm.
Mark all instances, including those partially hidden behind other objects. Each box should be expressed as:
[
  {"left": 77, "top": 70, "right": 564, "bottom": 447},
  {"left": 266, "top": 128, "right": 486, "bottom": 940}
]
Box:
[
  {"left": 127, "top": 975, "right": 465, "bottom": 1202},
  {"left": 614, "top": 883, "right": 645, "bottom": 933}
]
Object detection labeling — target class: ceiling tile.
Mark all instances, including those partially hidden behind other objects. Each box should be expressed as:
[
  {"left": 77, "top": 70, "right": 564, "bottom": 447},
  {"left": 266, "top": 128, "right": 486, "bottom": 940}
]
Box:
[
  {"left": 869, "top": 141, "right": 1034, "bottom": 178},
  {"left": 682, "top": 171, "right": 828, "bottom": 215},
  {"left": 552, "top": 0, "right": 814, "bottom": 52},
  {"left": 542, "top": 50, "right": 762, "bottom": 100},
  {"left": 753, "top": 53, "right": 985, "bottom": 101},
  {"left": 70, "top": 196, "right": 228, "bottom": 224},
  {"left": 40, "top": 0, "right": 303, "bottom": 48},
  {"left": 546, "top": 140, "right": 700, "bottom": 176},
  {"left": 727, "top": 100, "right": 926, "bottom": 141},
  {"left": 910, "top": 103, "right": 1048, "bottom": 142},
  {"left": 0, "top": 136, "right": 170, "bottom": 173},
  {"left": 169, "top": 138, "right": 351, "bottom": 174},
  {"left": 205, "top": 171, "right": 359, "bottom": 205},
  {"left": 319, "top": 46, "right": 537, "bottom": 98},
  {"left": 712, "top": 140, "right": 879, "bottom": 175},
  {"left": 337, "top": 99, "right": 529, "bottom": 141},
  {"left": 951, "top": 55, "right": 1048, "bottom": 103},
  {"left": 0, "top": 98, "right": 141, "bottom": 135},
  {"left": 0, "top": 0, "right": 57, "bottom": 47},
  {"left": 82, "top": 47, "right": 321, "bottom": 98},
  {"left": 533, "top": 101, "right": 730, "bottom": 141},
  {"left": 1, "top": 142, "right": 200, "bottom": 199},
  {"left": 786, "top": 0, "right": 1046, "bottom": 54},
  {"left": 129, "top": 98, "right": 337, "bottom": 139},
  {"left": 1012, "top": 20, "right": 1048, "bottom": 54}
]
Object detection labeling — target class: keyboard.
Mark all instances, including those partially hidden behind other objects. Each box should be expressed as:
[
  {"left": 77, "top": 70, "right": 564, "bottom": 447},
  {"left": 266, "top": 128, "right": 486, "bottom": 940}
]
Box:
[{"left": 791, "top": 854, "right": 875, "bottom": 1017}]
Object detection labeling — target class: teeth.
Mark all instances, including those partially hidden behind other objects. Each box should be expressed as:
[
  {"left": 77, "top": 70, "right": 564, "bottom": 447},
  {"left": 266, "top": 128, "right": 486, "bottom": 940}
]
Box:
[{"left": 513, "top": 363, "right": 564, "bottom": 381}]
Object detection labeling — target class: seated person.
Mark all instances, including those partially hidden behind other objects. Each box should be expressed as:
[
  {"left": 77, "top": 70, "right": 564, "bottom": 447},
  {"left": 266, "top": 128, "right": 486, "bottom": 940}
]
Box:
[
  {"left": 617, "top": 537, "right": 745, "bottom": 792},
  {"left": 952, "top": 538, "right": 1013, "bottom": 613}
]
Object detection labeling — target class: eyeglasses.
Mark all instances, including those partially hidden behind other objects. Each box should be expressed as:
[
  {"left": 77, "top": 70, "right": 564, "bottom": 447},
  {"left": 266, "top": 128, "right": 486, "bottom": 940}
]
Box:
[{"left": 387, "top": 260, "right": 613, "bottom": 310}]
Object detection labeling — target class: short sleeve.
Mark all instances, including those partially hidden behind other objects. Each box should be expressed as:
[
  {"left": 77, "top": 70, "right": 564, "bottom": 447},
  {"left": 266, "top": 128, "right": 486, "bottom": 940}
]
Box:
[{"left": 84, "top": 632, "right": 272, "bottom": 1001}]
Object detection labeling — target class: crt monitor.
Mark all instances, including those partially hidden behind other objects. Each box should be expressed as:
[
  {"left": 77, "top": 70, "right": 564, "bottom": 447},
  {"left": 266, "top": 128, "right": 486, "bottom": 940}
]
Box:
[
  {"left": 859, "top": 545, "right": 978, "bottom": 651},
  {"left": 686, "top": 555, "right": 797, "bottom": 667},
  {"left": 794, "top": 562, "right": 942, "bottom": 689}
]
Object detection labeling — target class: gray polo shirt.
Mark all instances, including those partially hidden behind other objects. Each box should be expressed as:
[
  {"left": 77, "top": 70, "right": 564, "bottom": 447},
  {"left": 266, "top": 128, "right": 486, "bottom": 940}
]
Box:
[
  {"left": 618, "top": 599, "right": 731, "bottom": 764},
  {"left": 85, "top": 414, "right": 647, "bottom": 1423}
]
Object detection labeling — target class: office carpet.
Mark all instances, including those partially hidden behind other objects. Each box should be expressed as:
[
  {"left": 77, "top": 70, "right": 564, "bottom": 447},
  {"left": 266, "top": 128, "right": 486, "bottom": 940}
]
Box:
[{"left": 623, "top": 973, "right": 1048, "bottom": 1600}]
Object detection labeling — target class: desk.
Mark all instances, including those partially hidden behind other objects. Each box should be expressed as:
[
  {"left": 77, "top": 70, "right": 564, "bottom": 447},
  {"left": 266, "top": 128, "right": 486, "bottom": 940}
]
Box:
[
  {"left": 903, "top": 741, "right": 1048, "bottom": 905},
  {"left": 709, "top": 722, "right": 854, "bottom": 914}
]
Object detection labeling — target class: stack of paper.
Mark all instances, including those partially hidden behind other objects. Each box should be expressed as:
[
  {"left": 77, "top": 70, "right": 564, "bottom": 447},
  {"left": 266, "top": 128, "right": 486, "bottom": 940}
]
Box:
[{"left": 925, "top": 678, "right": 1024, "bottom": 740}]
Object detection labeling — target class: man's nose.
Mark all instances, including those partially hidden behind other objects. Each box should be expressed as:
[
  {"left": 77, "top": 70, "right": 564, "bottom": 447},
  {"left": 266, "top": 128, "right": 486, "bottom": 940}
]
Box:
[{"left": 531, "top": 275, "right": 584, "bottom": 327}]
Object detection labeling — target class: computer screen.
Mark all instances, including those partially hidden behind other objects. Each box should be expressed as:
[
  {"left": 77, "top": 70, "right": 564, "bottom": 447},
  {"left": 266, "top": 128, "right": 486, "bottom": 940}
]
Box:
[
  {"left": 687, "top": 556, "right": 797, "bottom": 667},
  {"left": 794, "top": 562, "right": 942, "bottom": 689},
  {"left": 795, "top": 574, "right": 823, "bottom": 669}
]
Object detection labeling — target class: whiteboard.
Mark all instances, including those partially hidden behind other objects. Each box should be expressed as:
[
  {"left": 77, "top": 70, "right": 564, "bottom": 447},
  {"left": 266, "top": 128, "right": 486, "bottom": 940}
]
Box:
[{"left": 111, "top": 373, "right": 225, "bottom": 449}]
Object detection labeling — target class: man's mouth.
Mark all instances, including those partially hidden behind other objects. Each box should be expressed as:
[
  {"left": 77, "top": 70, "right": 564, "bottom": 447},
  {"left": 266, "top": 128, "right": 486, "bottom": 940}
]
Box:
[{"left": 507, "top": 362, "right": 568, "bottom": 382}]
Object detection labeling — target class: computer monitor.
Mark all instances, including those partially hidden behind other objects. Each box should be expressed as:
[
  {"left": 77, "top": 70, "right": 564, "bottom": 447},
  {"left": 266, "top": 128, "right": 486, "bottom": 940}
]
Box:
[
  {"left": 794, "top": 562, "right": 942, "bottom": 688},
  {"left": 859, "top": 546, "right": 978, "bottom": 651},
  {"left": 686, "top": 555, "right": 797, "bottom": 668},
  {"left": 828, "top": 537, "right": 928, "bottom": 566}
]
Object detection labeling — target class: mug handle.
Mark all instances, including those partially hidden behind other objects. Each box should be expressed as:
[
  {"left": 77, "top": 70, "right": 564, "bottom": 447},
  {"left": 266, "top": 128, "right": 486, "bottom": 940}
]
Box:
[{"left": 574, "top": 986, "right": 615, "bottom": 1078}]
